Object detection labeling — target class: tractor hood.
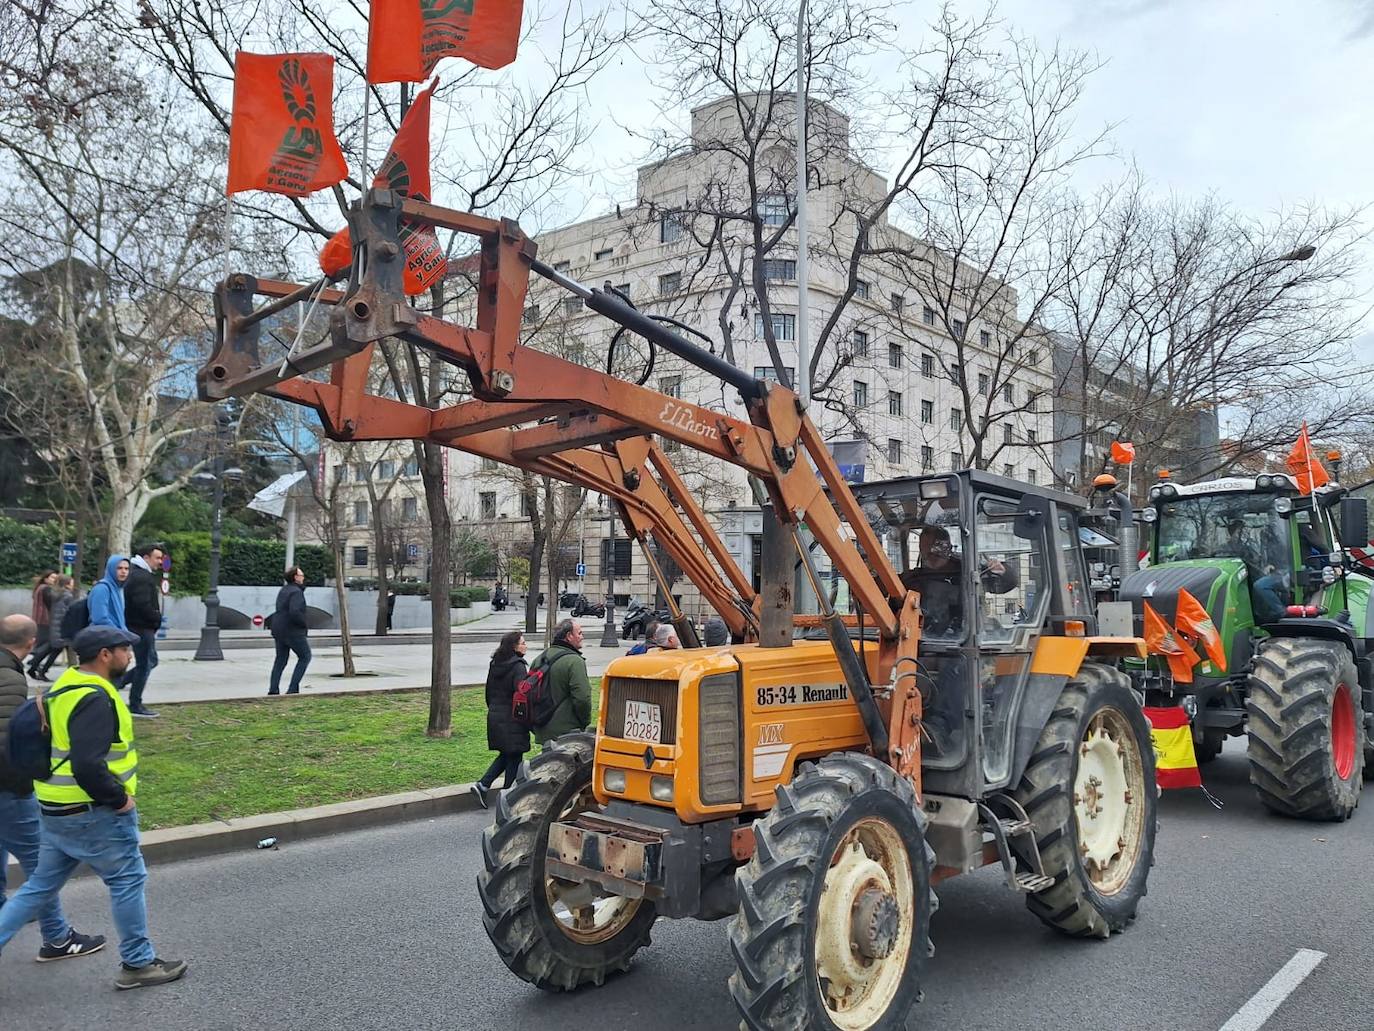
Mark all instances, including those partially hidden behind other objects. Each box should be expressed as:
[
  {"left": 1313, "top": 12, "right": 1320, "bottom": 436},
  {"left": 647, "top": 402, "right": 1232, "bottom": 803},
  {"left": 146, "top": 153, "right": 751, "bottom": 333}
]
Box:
[{"left": 1119, "top": 559, "right": 1255, "bottom": 675}]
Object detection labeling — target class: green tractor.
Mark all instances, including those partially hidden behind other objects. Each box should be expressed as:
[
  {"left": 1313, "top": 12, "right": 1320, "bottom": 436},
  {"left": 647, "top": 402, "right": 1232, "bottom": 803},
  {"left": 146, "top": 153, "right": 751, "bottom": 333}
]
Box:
[{"left": 1117, "top": 470, "right": 1373, "bottom": 820}]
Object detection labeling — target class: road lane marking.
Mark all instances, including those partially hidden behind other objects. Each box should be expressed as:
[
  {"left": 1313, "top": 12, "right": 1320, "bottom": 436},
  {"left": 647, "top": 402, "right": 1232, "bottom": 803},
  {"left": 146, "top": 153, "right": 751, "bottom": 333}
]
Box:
[{"left": 1218, "top": 949, "right": 1327, "bottom": 1031}]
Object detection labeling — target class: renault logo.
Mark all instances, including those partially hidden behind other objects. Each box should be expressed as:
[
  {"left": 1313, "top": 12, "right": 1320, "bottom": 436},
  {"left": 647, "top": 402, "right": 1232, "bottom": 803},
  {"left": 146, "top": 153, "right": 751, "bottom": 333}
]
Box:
[{"left": 643, "top": 746, "right": 656, "bottom": 769}]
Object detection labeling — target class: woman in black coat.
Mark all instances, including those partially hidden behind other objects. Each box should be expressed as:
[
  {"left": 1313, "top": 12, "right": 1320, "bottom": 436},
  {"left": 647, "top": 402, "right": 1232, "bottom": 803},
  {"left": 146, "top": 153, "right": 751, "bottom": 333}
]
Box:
[{"left": 471, "top": 629, "right": 529, "bottom": 808}]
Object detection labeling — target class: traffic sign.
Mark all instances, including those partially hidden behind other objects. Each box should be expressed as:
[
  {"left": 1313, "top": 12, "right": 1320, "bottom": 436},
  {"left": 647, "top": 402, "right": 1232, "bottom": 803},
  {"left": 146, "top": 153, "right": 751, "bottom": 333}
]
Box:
[
  {"left": 576, "top": 562, "right": 586, "bottom": 577},
  {"left": 252, "top": 614, "right": 265, "bottom": 628},
  {"left": 60, "top": 542, "right": 78, "bottom": 565},
  {"left": 407, "top": 543, "right": 420, "bottom": 560}
]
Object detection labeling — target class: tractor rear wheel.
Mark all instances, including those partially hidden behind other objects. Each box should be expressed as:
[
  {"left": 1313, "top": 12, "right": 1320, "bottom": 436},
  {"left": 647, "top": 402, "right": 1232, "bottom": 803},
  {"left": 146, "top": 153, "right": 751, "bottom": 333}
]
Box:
[
  {"left": 477, "top": 732, "right": 656, "bottom": 991},
  {"left": 1011, "top": 662, "right": 1157, "bottom": 939},
  {"left": 728, "top": 753, "right": 936, "bottom": 1031},
  {"left": 1246, "top": 637, "right": 1364, "bottom": 821}
]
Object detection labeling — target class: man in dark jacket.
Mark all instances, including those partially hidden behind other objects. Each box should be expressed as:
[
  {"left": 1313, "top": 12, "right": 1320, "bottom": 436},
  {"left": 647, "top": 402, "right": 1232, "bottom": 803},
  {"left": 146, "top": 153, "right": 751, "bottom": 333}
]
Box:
[
  {"left": 122, "top": 544, "right": 164, "bottom": 718},
  {"left": 532, "top": 619, "right": 592, "bottom": 747},
  {"left": 269, "top": 566, "right": 311, "bottom": 696},
  {"left": 0, "top": 614, "right": 104, "bottom": 961}
]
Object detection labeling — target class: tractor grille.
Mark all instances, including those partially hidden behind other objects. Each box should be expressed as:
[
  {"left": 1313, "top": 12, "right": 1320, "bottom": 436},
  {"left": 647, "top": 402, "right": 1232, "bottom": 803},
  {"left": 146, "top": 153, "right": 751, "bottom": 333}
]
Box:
[
  {"left": 698, "top": 672, "right": 742, "bottom": 805},
  {"left": 604, "top": 677, "right": 680, "bottom": 745}
]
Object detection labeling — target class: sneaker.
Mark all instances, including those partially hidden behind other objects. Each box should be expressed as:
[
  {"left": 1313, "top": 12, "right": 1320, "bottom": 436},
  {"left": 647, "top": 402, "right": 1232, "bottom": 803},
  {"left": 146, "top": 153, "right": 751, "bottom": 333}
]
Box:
[
  {"left": 115, "top": 957, "right": 188, "bottom": 990},
  {"left": 130, "top": 706, "right": 160, "bottom": 719},
  {"left": 470, "top": 783, "right": 489, "bottom": 810},
  {"left": 37, "top": 929, "right": 106, "bottom": 962},
  {"left": 28, "top": 669, "right": 48, "bottom": 682}
]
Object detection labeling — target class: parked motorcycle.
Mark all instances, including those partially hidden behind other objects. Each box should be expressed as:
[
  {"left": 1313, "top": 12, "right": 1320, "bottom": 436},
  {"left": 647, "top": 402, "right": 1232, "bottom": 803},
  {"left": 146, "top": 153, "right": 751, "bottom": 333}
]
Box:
[
  {"left": 568, "top": 594, "right": 606, "bottom": 619},
  {"left": 621, "top": 598, "right": 671, "bottom": 640}
]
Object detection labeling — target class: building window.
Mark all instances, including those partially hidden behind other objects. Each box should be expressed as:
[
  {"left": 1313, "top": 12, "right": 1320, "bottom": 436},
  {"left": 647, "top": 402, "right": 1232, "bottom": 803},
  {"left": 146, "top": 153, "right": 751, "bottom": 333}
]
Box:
[
  {"left": 1026, "top": 390, "right": 1039, "bottom": 413},
  {"left": 378, "top": 460, "right": 395, "bottom": 480},
  {"left": 613, "top": 282, "right": 631, "bottom": 298},
  {"left": 553, "top": 260, "right": 570, "bottom": 273},
  {"left": 888, "top": 390, "right": 903, "bottom": 417},
  {"left": 1002, "top": 383, "right": 1013, "bottom": 404},
  {"left": 888, "top": 342, "right": 903, "bottom": 369},
  {"left": 757, "top": 193, "right": 791, "bottom": 226},
  {"left": 887, "top": 438, "right": 902, "bottom": 464},
  {"left": 1026, "top": 468, "right": 1037, "bottom": 485},
  {"left": 332, "top": 464, "right": 344, "bottom": 484},
  {"left": 978, "top": 372, "right": 989, "bottom": 395},
  {"left": 354, "top": 501, "right": 368, "bottom": 526},
  {"left": 658, "top": 271, "right": 681, "bottom": 295},
  {"left": 1003, "top": 464, "right": 1014, "bottom": 478},
  {"left": 353, "top": 463, "right": 368, "bottom": 482},
  {"left": 920, "top": 445, "right": 933, "bottom": 470},
  {"left": 661, "top": 375, "right": 682, "bottom": 398},
  {"left": 890, "top": 292, "right": 905, "bottom": 313},
  {"left": 522, "top": 303, "right": 540, "bottom": 324},
  {"left": 402, "top": 496, "right": 418, "bottom": 521},
  {"left": 949, "top": 452, "right": 961, "bottom": 471},
  {"left": 352, "top": 546, "right": 369, "bottom": 568},
  {"left": 948, "top": 362, "right": 961, "bottom": 386},
  {"left": 519, "top": 493, "right": 531, "bottom": 518},
  {"left": 594, "top": 247, "right": 614, "bottom": 260},
  {"left": 660, "top": 213, "right": 684, "bottom": 244},
  {"left": 920, "top": 352, "right": 934, "bottom": 378},
  {"left": 951, "top": 318, "right": 965, "bottom": 339},
  {"left": 479, "top": 492, "right": 497, "bottom": 519},
  {"left": 980, "top": 329, "right": 991, "bottom": 347},
  {"left": 1003, "top": 423, "right": 1012, "bottom": 445},
  {"left": 480, "top": 457, "right": 497, "bottom": 472},
  {"left": 922, "top": 305, "right": 935, "bottom": 326},
  {"left": 1027, "top": 429, "right": 1038, "bottom": 445},
  {"left": 853, "top": 380, "right": 869, "bottom": 408},
  {"left": 754, "top": 313, "right": 796, "bottom": 341},
  {"left": 950, "top": 408, "right": 963, "bottom": 432},
  {"left": 854, "top": 279, "right": 871, "bottom": 299},
  {"left": 852, "top": 329, "right": 869, "bottom": 357},
  {"left": 403, "top": 458, "right": 419, "bottom": 477},
  {"left": 920, "top": 399, "right": 933, "bottom": 424},
  {"left": 762, "top": 259, "right": 796, "bottom": 281},
  {"left": 753, "top": 365, "right": 795, "bottom": 383},
  {"left": 562, "top": 296, "right": 582, "bottom": 315}
]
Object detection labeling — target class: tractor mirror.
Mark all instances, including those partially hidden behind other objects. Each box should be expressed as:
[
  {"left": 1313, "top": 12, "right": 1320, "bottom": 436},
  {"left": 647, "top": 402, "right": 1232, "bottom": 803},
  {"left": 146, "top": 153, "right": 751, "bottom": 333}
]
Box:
[
  {"left": 1340, "top": 496, "right": 1368, "bottom": 546},
  {"left": 1013, "top": 495, "right": 1046, "bottom": 539}
]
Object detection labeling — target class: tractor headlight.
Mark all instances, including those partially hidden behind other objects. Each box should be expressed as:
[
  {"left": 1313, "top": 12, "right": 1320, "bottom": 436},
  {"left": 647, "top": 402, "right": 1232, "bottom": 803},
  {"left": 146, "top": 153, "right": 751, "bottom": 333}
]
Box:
[
  {"left": 1257, "top": 474, "right": 1273, "bottom": 488},
  {"left": 603, "top": 769, "right": 626, "bottom": 793},
  {"left": 650, "top": 776, "right": 675, "bottom": 802},
  {"left": 1140, "top": 506, "right": 1158, "bottom": 523},
  {"left": 1322, "top": 566, "right": 1337, "bottom": 585},
  {"left": 1160, "top": 484, "right": 1179, "bottom": 498},
  {"left": 1275, "top": 497, "right": 1293, "bottom": 515}
]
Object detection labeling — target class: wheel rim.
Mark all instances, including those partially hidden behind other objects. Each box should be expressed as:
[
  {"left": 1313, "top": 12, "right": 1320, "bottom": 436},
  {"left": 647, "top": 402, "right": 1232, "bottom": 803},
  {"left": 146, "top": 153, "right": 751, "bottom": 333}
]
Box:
[
  {"left": 1073, "top": 706, "right": 1147, "bottom": 897},
  {"left": 1332, "top": 682, "right": 1357, "bottom": 781},
  {"left": 543, "top": 782, "right": 643, "bottom": 945},
  {"left": 813, "top": 817, "right": 915, "bottom": 1030}
]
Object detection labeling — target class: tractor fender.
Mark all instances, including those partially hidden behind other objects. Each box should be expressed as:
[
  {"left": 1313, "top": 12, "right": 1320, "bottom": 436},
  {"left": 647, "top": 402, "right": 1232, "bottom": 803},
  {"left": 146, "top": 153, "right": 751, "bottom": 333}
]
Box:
[
  {"left": 1261, "top": 617, "right": 1358, "bottom": 659},
  {"left": 1007, "top": 672, "right": 1071, "bottom": 791}
]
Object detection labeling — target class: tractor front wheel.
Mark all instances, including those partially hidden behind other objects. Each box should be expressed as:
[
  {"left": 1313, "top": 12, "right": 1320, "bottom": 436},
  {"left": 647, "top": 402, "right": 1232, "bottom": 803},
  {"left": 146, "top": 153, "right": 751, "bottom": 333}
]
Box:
[
  {"left": 1246, "top": 637, "right": 1364, "bottom": 821},
  {"left": 728, "top": 753, "right": 936, "bottom": 1031}
]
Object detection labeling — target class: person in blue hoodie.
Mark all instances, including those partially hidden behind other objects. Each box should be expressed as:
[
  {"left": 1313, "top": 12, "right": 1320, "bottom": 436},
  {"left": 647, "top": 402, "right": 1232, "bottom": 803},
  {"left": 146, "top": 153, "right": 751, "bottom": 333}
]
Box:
[{"left": 86, "top": 556, "right": 129, "bottom": 631}]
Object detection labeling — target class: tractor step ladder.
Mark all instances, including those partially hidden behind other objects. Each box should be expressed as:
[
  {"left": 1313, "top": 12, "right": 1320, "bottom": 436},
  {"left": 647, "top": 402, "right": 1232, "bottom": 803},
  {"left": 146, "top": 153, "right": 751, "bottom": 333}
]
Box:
[{"left": 978, "top": 797, "right": 1053, "bottom": 894}]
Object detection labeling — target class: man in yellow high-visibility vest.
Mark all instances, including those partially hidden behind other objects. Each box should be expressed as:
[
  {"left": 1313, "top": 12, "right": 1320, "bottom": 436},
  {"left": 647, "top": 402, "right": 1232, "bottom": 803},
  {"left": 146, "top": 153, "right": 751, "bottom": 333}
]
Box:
[{"left": 0, "top": 626, "right": 186, "bottom": 990}]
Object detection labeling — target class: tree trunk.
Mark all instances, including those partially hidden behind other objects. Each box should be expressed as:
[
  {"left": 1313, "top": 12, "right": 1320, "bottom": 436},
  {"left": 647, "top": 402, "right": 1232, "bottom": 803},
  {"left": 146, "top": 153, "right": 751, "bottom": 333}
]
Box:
[
  {"left": 106, "top": 485, "right": 141, "bottom": 556},
  {"left": 331, "top": 532, "right": 357, "bottom": 677},
  {"left": 544, "top": 486, "right": 559, "bottom": 648},
  {"left": 373, "top": 501, "right": 390, "bottom": 636},
  {"left": 522, "top": 474, "right": 544, "bottom": 635},
  {"left": 420, "top": 440, "right": 452, "bottom": 738}
]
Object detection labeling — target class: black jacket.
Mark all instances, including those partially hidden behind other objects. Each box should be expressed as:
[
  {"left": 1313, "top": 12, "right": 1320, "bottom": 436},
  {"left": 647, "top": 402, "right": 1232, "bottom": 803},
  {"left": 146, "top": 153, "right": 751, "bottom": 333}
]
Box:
[
  {"left": 124, "top": 563, "right": 162, "bottom": 632},
  {"left": 485, "top": 655, "right": 530, "bottom": 754},
  {"left": 0, "top": 648, "right": 33, "bottom": 795},
  {"left": 272, "top": 583, "right": 309, "bottom": 640}
]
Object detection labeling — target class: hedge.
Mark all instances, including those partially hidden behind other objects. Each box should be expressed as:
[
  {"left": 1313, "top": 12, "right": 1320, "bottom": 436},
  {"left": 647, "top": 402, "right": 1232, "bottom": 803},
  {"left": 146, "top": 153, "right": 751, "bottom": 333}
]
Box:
[
  {"left": 160, "top": 533, "right": 331, "bottom": 596},
  {"left": 0, "top": 518, "right": 103, "bottom": 584},
  {"left": 347, "top": 580, "right": 490, "bottom": 606},
  {"left": 449, "top": 586, "right": 490, "bottom": 607}
]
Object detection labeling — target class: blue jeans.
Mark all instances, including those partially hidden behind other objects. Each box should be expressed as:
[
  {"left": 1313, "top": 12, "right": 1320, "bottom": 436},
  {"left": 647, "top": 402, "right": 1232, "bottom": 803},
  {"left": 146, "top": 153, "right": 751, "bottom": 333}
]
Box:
[
  {"left": 126, "top": 628, "right": 160, "bottom": 708},
  {"left": 269, "top": 635, "right": 311, "bottom": 694},
  {"left": 0, "top": 805, "right": 153, "bottom": 966},
  {"left": 0, "top": 792, "right": 70, "bottom": 946}
]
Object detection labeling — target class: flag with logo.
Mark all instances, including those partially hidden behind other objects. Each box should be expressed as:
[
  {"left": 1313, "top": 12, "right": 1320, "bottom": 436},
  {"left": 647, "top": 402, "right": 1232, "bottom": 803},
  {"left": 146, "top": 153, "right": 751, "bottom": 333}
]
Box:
[
  {"left": 1143, "top": 600, "right": 1202, "bottom": 684},
  {"left": 226, "top": 52, "right": 349, "bottom": 196},
  {"left": 1175, "top": 588, "right": 1226, "bottom": 671},
  {"left": 368, "top": 0, "right": 524, "bottom": 84},
  {"left": 1285, "top": 422, "right": 1330, "bottom": 495},
  {"left": 1110, "top": 440, "right": 1136, "bottom": 465},
  {"left": 1143, "top": 706, "right": 1202, "bottom": 789},
  {"left": 318, "top": 81, "right": 446, "bottom": 295}
]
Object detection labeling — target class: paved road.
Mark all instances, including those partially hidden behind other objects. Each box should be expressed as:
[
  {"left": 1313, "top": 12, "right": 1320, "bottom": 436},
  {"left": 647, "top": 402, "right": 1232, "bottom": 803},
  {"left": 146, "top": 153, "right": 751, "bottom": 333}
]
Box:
[{"left": 4, "top": 742, "right": 1372, "bottom": 1030}]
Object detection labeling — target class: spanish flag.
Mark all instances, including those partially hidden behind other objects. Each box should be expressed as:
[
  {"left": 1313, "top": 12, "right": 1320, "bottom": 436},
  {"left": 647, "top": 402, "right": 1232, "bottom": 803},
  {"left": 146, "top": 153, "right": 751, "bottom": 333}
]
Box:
[
  {"left": 1143, "top": 706, "right": 1202, "bottom": 789},
  {"left": 1143, "top": 601, "right": 1202, "bottom": 684}
]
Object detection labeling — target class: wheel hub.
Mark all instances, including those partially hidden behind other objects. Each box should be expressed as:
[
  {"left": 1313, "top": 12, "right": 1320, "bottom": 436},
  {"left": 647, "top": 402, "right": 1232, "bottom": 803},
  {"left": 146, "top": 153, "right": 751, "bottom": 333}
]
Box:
[
  {"left": 1075, "top": 725, "right": 1130, "bottom": 871},
  {"left": 851, "top": 887, "right": 900, "bottom": 960}
]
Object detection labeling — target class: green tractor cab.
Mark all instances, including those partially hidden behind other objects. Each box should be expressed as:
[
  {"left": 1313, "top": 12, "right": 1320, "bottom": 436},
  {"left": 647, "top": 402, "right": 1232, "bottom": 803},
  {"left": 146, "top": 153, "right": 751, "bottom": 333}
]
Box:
[{"left": 1119, "top": 472, "right": 1373, "bottom": 820}]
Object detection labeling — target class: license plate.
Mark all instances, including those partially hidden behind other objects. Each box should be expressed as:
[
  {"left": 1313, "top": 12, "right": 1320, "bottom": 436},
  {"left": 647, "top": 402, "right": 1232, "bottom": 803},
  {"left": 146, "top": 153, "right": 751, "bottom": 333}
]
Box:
[{"left": 622, "top": 701, "right": 662, "bottom": 744}]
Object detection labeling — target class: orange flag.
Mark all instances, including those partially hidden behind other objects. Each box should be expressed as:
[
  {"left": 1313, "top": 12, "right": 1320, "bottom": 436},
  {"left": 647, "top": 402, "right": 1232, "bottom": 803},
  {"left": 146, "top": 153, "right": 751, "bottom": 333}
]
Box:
[
  {"left": 1143, "top": 601, "right": 1201, "bottom": 684},
  {"left": 1285, "top": 422, "right": 1329, "bottom": 495},
  {"left": 318, "top": 81, "right": 447, "bottom": 295},
  {"left": 226, "top": 53, "right": 349, "bottom": 197},
  {"left": 368, "top": 0, "right": 524, "bottom": 84},
  {"left": 1110, "top": 441, "right": 1136, "bottom": 465},
  {"left": 1175, "top": 588, "right": 1226, "bottom": 672}
]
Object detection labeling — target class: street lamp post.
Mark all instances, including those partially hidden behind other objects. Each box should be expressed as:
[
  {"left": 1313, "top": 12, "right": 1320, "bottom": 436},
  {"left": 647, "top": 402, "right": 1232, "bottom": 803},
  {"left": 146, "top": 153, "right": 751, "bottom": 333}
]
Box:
[{"left": 600, "top": 502, "right": 619, "bottom": 647}]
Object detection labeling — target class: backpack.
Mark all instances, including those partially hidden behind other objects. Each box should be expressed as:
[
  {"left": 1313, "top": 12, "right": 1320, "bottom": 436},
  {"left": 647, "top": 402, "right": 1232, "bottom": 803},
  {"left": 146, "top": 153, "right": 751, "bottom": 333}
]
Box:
[
  {"left": 60, "top": 596, "right": 90, "bottom": 641},
  {"left": 6, "top": 684, "right": 92, "bottom": 781},
  {"left": 512, "top": 653, "right": 571, "bottom": 730}
]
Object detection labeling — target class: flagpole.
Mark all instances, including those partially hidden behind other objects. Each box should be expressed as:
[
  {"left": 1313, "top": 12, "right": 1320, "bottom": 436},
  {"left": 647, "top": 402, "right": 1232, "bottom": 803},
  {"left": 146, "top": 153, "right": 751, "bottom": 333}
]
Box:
[
  {"left": 222, "top": 194, "right": 235, "bottom": 282},
  {"left": 361, "top": 84, "right": 372, "bottom": 205},
  {"left": 1304, "top": 422, "right": 1317, "bottom": 495}
]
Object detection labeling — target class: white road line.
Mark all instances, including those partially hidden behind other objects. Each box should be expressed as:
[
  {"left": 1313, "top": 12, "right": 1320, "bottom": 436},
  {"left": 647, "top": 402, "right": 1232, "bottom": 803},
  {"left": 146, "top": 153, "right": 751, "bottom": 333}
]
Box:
[{"left": 1218, "top": 949, "right": 1327, "bottom": 1031}]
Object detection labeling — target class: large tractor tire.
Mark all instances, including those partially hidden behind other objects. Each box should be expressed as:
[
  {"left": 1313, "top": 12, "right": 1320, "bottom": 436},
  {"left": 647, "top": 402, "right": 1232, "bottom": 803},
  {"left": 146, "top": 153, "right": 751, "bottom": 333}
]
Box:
[
  {"left": 728, "top": 753, "right": 936, "bottom": 1031},
  {"left": 1011, "top": 662, "right": 1157, "bottom": 939},
  {"left": 1246, "top": 637, "right": 1364, "bottom": 821},
  {"left": 1195, "top": 731, "right": 1226, "bottom": 765},
  {"left": 478, "top": 732, "right": 656, "bottom": 990}
]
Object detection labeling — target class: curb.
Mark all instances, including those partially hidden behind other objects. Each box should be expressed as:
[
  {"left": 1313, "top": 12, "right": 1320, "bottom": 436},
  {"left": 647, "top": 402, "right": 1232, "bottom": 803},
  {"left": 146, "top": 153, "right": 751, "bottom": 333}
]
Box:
[{"left": 4, "top": 783, "right": 484, "bottom": 888}]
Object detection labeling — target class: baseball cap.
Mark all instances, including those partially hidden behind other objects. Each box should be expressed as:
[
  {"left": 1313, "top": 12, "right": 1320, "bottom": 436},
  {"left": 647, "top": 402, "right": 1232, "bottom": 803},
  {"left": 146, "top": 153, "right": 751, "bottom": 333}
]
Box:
[{"left": 73, "top": 626, "right": 140, "bottom": 661}]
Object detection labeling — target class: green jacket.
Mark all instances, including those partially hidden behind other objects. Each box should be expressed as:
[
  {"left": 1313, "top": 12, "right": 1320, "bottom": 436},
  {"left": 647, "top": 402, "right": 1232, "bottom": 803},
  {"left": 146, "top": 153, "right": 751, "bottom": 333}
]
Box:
[{"left": 533, "top": 643, "right": 592, "bottom": 745}]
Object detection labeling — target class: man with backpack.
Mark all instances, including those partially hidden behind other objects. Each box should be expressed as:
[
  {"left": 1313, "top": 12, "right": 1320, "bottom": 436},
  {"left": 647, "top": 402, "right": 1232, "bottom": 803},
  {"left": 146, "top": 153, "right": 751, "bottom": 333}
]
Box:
[
  {"left": 122, "top": 544, "right": 165, "bottom": 718},
  {"left": 0, "top": 614, "right": 105, "bottom": 962},
  {"left": 531, "top": 619, "right": 592, "bottom": 747},
  {"left": 0, "top": 625, "right": 186, "bottom": 989}
]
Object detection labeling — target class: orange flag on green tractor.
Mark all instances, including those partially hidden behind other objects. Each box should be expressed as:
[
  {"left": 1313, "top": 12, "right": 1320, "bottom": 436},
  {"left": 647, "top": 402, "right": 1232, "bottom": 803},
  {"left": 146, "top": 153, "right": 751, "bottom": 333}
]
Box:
[
  {"left": 367, "top": 0, "right": 524, "bottom": 84},
  {"left": 226, "top": 52, "right": 348, "bottom": 196},
  {"left": 1285, "top": 422, "right": 1330, "bottom": 495},
  {"left": 1142, "top": 601, "right": 1202, "bottom": 684},
  {"left": 1110, "top": 440, "right": 1136, "bottom": 465},
  {"left": 1175, "top": 588, "right": 1226, "bottom": 671},
  {"left": 318, "top": 80, "right": 446, "bottom": 295}
]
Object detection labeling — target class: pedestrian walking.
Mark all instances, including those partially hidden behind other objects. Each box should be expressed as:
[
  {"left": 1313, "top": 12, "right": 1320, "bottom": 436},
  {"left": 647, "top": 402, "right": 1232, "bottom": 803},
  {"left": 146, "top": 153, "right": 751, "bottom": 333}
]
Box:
[
  {"left": 625, "top": 619, "right": 659, "bottom": 656},
  {"left": 123, "top": 544, "right": 164, "bottom": 719},
  {"left": 268, "top": 566, "right": 311, "bottom": 696},
  {"left": 0, "top": 615, "right": 106, "bottom": 963},
  {"left": 470, "top": 630, "right": 529, "bottom": 810},
  {"left": 86, "top": 555, "right": 129, "bottom": 630},
  {"left": 32, "top": 576, "right": 77, "bottom": 679},
  {"left": 0, "top": 625, "right": 186, "bottom": 989},
  {"left": 532, "top": 618, "right": 591, "bottom": 748},
  {"left": 25, "top": 571, "right": 57, "bottom": 680}
]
